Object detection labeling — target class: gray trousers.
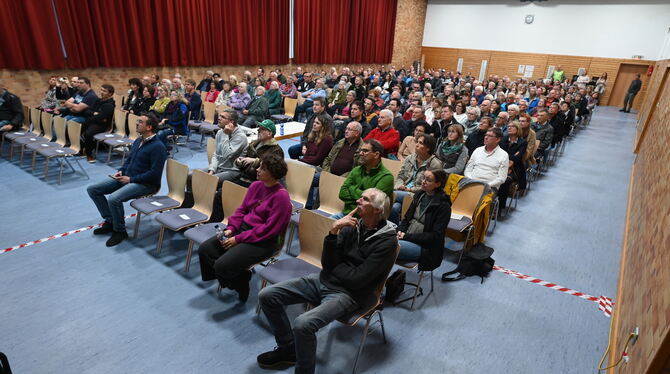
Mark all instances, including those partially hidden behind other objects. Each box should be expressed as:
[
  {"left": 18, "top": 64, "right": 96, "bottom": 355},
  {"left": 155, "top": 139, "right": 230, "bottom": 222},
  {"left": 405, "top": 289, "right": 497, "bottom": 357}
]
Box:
[
  {"left": 259, "top": 273, "right": 358, "bottom": 374},
  {"left": 623, "top": 92, "right": 637, "bottom": 111}
]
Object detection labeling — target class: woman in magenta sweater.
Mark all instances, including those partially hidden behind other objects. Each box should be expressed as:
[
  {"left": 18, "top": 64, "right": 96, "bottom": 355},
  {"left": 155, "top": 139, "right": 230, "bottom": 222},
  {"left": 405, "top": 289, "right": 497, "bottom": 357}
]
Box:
[
  {"left": 301, "top": 113, "right": 334, "bottom": 166},
  {"left": 198, "top": 154, "right": 292, "bottom": 302}
]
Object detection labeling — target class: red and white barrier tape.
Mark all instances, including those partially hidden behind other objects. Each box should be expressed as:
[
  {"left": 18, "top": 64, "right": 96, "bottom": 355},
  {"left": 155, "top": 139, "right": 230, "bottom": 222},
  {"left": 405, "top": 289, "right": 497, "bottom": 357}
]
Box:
[
  {"left": 1, "top": 213, "right": 137, "bottom": 255},
  {"left": 493, "top": 265, "right": 614, "bottom": 317}
]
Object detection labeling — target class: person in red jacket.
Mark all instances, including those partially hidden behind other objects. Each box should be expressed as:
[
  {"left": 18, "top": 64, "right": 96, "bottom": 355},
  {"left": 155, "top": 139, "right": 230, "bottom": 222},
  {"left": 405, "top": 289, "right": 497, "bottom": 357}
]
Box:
[{"left": 364, "top": 109, "right": 400, "bottom": 157}]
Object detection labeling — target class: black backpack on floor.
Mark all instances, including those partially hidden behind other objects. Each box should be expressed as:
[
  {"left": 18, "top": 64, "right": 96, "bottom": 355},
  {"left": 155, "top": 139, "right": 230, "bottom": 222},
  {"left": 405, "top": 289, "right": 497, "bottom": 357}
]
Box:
[{"left": 442, "top": 244, "right": 495, "bottom": 284}]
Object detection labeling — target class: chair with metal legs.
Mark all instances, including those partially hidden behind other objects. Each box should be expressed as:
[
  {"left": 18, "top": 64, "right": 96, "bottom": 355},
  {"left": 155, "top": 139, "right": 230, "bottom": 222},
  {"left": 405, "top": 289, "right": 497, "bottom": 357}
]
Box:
[
  {"left": 154, "top": 169, "right": 218, "bottom": 254},
  {"left": 130, "top": 159, "right": 189, "bottom": 238}
]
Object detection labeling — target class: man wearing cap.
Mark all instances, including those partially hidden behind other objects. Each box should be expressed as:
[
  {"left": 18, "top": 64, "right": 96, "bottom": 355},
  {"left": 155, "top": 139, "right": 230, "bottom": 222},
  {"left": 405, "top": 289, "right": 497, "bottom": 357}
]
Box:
[
  {"left": 184, "top": 109, "right": 248, "bottom": 207},
  {"left": 234, "top": 119, "right": 285, "bottom": 187}
]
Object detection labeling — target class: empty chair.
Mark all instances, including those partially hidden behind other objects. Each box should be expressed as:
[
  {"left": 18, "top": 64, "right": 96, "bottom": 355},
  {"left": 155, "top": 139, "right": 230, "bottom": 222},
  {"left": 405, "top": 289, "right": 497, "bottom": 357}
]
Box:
[
  {"left": 196, "top": 101, "right": 218, "bottom": 146},
  {"left": 28, "top": 116, "right": 68, "bottom": 170},
  {"left": 313, "top": 171, "right": 345, "bottom": 216},
  {"left": 130, "top": 159, "right": 189, "bottom": 238},
  {"left": 154, "top": 169, "right": 218, "bottom": 254},
  {"left": 34, "top": 120, "right": 89, "bottom": 184},
  {"left": 11, "top": 110, "right": 53, "bottom": 163},
  {"left": 94, "top": 109, "right": 127, "bottom": 158},
  {"left": 256, "top": 209, "right": 334, "bottom": 297},
  {"left": 381, "top": 157, "right": 402, "bottom": 178},
  {"left": 282, "top": 160, "right": 316, "bottom": 251},
  {"left": 182, "top": 181, "right": 248, "bottom": 272},
  {"left": 104, "top": 112, "right": 139, "bottom": 165},
  {"left": 270, "top": 97, "right": 298, "bottom": 123}
]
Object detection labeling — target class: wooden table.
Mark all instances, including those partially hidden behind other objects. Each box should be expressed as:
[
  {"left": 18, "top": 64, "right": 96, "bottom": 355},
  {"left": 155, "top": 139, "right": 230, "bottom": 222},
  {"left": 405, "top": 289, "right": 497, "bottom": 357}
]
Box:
[{"left": 243, "top": 121, "right": 305, "bottom": 142}]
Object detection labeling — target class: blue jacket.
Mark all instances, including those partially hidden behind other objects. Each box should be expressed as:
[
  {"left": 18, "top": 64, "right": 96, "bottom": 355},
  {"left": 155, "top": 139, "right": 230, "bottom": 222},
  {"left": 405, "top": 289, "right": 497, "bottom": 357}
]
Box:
[
  {"left": 185, "top": 91, "right": 202, "bottom": 120},
  {"left": 120, "top": 135, "right": 167, "bottom": 189},
  {"left": 165, "top": 102, "right": 189, "bottom": 135}
]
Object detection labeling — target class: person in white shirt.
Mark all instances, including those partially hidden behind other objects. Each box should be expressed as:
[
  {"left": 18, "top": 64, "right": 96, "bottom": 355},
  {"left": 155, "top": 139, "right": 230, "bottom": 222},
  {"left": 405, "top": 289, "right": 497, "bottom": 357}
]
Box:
[{"left": 464, "top": 127, "right": 509, "bottom": 190}]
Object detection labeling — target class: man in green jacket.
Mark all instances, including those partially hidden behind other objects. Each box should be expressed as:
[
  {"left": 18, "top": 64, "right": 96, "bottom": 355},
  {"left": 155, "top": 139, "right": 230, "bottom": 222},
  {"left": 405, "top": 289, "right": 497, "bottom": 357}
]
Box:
[
  {"left": 332, "top": 139, "right": 394, "bottom": 218},
  {"left": 239, "top": 85, "right": 269, "bottom": 128}
]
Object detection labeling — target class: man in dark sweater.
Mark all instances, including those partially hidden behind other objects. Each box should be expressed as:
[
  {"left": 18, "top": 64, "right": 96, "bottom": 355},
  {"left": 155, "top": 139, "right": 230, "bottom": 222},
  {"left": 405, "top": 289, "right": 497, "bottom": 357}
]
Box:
[
  {"left": 87, "top": 114, "right": 167, "bottom": 246},
  {"left": 0, "top": 79, "right": 24, "bottom": 133},
  {"left": 465, "top": 116, "right": 492, "bottom": 153},
  {"left": 82, "top": 84, "right": 116, "bottom": 162},
  {"left": 257, "top": 187, "right": 398, "bottom": 374},
  {"left": 620, "top": 73, "right": 642, "bottom": 113}
]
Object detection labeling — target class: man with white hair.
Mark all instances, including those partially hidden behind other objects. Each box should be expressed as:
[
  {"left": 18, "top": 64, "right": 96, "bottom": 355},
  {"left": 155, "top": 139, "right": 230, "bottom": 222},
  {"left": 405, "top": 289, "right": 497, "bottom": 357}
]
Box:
[
  {"left": 295, "top": 78, "right": 326, "bottom": 119},
  {"left": 364, "top": 109, "right": 400, "bottom": 157},
  {"left": 473, "top": 85, "right": 485, "bottom": 104},
  {"left": 238, "top": 85, "right": 269, "bottom": 128},
  {"left": 257, "top": 187, "right": 398, "bottom": 374},
  {"left": 229, "top": 82, "right": 251, "bottom": 114}
]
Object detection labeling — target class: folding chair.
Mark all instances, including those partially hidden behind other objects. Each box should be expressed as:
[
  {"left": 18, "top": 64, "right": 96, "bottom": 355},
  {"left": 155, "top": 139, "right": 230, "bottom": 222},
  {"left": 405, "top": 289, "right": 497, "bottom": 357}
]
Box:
[
  {"left": 381, "top": 157, "right": 402, "bottom": 178},
  {"left": 12, "top": 110, "right": 53, "bottom": 163},
  {"left": 336, "top": 244, "right": 399, "bottom": 374},
  {"left": 130, "top": 159, "right": 189, "bottom": 238},
  {"left": 271, "top": 97, "right": 298, "bottom": 123},
  {"left": 154, "top": 169, "right": 218, "bottom": 254},
  {"left": 34, "top": 120, "right": 90, "bottom": 184},
  {"left": 283, "top": 160, "right": 316, "bottom": 252},
  {"left": 104, "top": 113, "right": 139, "bottom": 165},
  {"left": 94, "top": 109, "right": 127, "bottom": 158},
  {"left": 446, "top": 183, "right": 485, "bottom": 263},
  {"left": 196, "top": 102, "right": 218, "bottom": 146},
  {"left": 206, "top": 137, "right": 216, "bottom": 165},
  {"left": 182, "top": 181, "right": 248, "bottom": 272},
  {"left": 256, "top": 210, "right": 334, "bottom": 308},
  {"left": 313, "top": 171, "right": 345, "bottom": 216},
  {"left": 186, "top": 101, "right": 204, "bottom": 139},
  {"left": 28, "top": 115, "right": 68, "bottom": 169}
]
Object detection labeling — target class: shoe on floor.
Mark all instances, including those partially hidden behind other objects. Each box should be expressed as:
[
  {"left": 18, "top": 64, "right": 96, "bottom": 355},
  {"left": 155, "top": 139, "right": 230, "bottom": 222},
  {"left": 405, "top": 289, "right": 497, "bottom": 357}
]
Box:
[
  {"left": 86, "top": 155, "right": 96, "bottom": 163},
  {"left": 106, "top": 230, "right": 128, "bottom": 247},
  {"left": 619, "top": 108, "right": 626, "bottom": 112},
  {"left": 93, "top": 221, "right": 113, "bottom": 235},
  {"left": 257, "top": 345, "right": 297, "bottom": 369}
]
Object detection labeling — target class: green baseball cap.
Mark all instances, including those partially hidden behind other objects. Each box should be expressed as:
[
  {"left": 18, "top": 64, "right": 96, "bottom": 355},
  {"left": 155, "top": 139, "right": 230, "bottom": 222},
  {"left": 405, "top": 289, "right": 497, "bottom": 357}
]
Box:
[{"left": 257, "top": 119, "right": 276, "bottom": 136}]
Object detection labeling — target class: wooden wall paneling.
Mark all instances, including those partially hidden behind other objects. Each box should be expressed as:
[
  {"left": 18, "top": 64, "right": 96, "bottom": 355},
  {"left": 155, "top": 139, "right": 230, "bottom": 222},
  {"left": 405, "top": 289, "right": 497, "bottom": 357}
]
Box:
[
  {"left": 546, "top": 54, "right": 592, "bottom": 82},
  {"left": 588, "top": 58, "right": 621, "bottom": 105},
  {"left": 608, "top": 59, "right": 670, "bottom": 374},
  {"left": 422, "top": 47, "right": 459, "bottom": 71},
  {"left": 635, "top": 61, "right": 666, "bottom": 139},
  {"left": 458, "top": 49, "right": 491, "bottom": 78},
  {"left": 488, "top": 51, "right": 548, "bottom": 80}
]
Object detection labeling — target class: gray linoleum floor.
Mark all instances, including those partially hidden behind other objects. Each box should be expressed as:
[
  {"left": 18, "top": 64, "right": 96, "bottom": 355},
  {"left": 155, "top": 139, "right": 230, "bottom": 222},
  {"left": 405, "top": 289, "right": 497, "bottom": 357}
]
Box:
[{"left": 0, "top": 106, "right": 636, "bottom": 374}]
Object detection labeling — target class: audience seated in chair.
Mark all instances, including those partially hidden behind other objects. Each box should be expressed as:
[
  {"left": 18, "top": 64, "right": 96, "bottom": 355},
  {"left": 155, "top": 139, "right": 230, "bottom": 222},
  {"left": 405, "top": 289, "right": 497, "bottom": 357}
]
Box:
[
  {"left": 234, "top": 119, "right": 284, "bottom": 188},
  {"left": 183, "top": 79, "right": 202, "bottom": 120},
  {"left": 288, "top": 97, "right": 330, "bottom": 160},
  {"left": 256, "top": 187, "right": 397, "bottom": 374},
  {"left": 396, "top": 169, "right": 451, "bottom": 269},
  {"left": 157, "top": 90, "right": 190, "bottom": 148},
  {"left": 265, "top": 81, "right": 282, "bottom": 115},
  {"left": 437, "top": 124, "right": 469, "bottom": 175},
  {"left": 332, "top": 139, "right": 393, "bottom": 219},
  {"left": 82, "top": 84, "right": 115, "bottom": 163},
  {"left": 87, "top": 114, "right": 167, "bottom": 247},
  {"left": 390, "top": 133, "right": 443, "bottom": 223},
  {"left": 198, "top": 153, "right": 292, "bottom": 302},
  {"left": 364, "top": 109, "right": 400, "bottom": 158},
  {"left": 499, "top": 121, "right": 527, "bottom": 212},
  {"left": 238, "top": 85, "right": 269, "bottom": 129},
  {"left": 55, "top": 77, "right": 98, "bottom": 124},
  {"left": 0, "top": 79, "right": 24, "bottom": 134},
  {"left": 464, "top": 127, "right": 509, "bottom": 191},
  {"left": 299, "top": 113, "right": 333, "bottom": 167}
]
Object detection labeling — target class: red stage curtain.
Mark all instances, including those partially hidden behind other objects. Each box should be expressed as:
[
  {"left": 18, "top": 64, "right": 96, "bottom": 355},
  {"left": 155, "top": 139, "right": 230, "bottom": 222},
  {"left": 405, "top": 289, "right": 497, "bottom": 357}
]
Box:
[
  {"left": 0, "top": 0, "right": 65, "bottom": 69},
  {"left": 294, "top": 0, "right": 397, "bottom": 64},
  {"left": 55, "top": 0, "right": 289, "bottom": 68}
]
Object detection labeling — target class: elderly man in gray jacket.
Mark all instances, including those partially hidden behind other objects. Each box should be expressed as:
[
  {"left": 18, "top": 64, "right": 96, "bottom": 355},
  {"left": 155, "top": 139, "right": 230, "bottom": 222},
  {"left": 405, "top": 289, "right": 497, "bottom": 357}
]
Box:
[{"left": 184, "top": 109, "right": 248, "bottom": 206}]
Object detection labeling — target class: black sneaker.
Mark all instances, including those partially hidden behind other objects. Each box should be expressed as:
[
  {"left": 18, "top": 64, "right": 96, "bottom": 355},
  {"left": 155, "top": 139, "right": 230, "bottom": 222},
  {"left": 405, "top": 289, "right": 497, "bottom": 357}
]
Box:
[
  {"left": 106, "top": 230, "right": 128, "bottom": 247},
  {"left": 619, "top": 108, "right": 626, "bottom": 112},
  {"left": 257, "top": 345, "right": 296, "bottom": 369},
  {"left": 93, "top": 221, "right": 113, "bottom": 235}
]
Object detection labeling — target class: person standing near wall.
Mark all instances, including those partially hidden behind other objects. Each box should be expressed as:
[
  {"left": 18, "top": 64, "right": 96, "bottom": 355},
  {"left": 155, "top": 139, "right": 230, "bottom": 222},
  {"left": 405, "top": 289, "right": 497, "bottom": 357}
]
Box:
[{"left": 620, "top": 73, "right": 642, "bottom": 113}]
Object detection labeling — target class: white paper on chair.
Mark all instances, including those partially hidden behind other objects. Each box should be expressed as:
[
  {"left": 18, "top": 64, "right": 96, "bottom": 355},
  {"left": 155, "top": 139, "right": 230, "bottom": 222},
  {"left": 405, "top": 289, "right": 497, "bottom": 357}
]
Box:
[
  {"left": 41, "top": 143, "right": 49, "bottom": 147},
  {"left": 56, "top": 149, "right": 64, "bottom": 153},
  {"left": 117, "top": 139, "right": 125, "bottom": 143},
  {"left": 451, "top": 213, "right": 464, "bottom": 220},
  {"left": 150, "top": 201, "right": 163, "bottom": 207},
  {"left": 179, "top": 214, "right": 190, "bottom": 220},
  {"left": 30, "top": 138, "right": 36, "bottom": 141},
  {"left": 14, "top": 132, "right": 24, "bottom": 135},
  {"left": 105, "top": 134, "right": 114, "bottom": 137}
]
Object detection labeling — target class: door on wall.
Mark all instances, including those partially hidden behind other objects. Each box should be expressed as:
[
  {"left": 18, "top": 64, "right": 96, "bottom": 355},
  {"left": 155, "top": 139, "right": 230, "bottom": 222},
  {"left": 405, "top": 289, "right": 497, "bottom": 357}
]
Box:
[{"left": 609, "top": 64, "right": 649, "bottom": 111}]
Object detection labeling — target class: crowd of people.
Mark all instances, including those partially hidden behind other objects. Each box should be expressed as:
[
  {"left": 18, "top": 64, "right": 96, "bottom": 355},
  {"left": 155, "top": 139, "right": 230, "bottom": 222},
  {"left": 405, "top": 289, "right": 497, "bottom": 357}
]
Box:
[{"left": 1, "top": 63, "right": 612, "bottom": 374}]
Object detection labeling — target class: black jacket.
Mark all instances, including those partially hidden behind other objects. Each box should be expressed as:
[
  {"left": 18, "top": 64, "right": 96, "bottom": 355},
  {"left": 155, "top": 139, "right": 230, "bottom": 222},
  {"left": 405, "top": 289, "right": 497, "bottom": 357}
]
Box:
[
  {"left": 131, "top": 96, "right": 156, "bottom": 115},
  {"left": 84, "top": 97, "right": 115, "bottom": 129},
  {"left": 465, "top": 129, "right": 486, "bottom": 153},
  {"left": 321, "top": 220, "right": 398, "bottom": 308},
  {"left": 398, "top": 190, "right": 451, "bottom": 271},
  {"left": 0, "top": 91, "right": 24, "bottom": 130}
]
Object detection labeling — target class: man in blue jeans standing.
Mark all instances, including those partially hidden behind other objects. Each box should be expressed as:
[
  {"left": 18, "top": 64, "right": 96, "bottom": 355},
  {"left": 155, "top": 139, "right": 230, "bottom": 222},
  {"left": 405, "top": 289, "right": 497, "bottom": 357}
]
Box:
[{"left": 87, "top": 114, "right": 167, "bottom": 246}]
